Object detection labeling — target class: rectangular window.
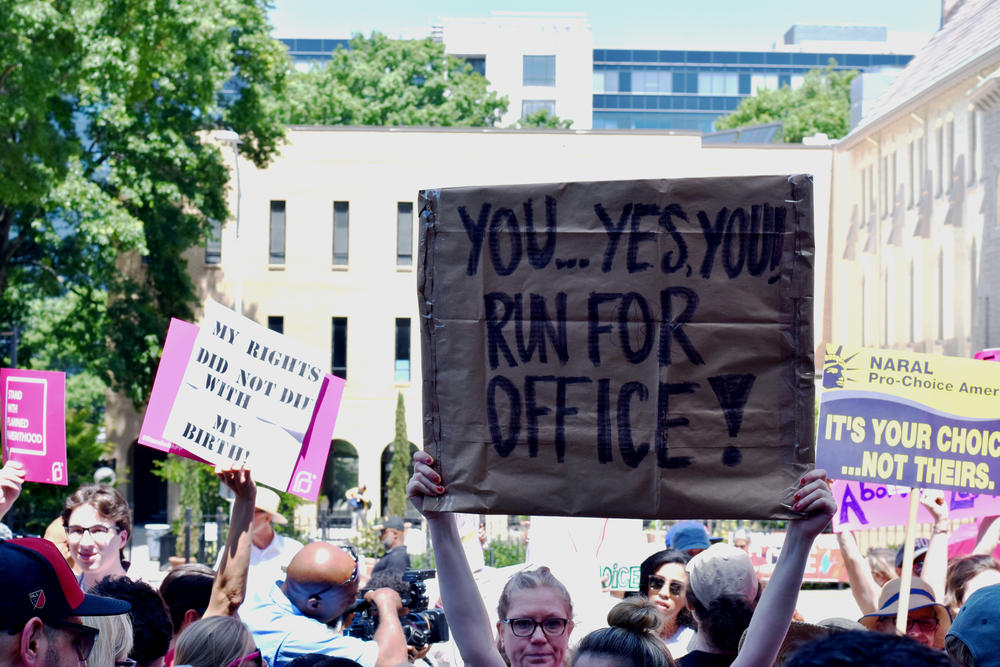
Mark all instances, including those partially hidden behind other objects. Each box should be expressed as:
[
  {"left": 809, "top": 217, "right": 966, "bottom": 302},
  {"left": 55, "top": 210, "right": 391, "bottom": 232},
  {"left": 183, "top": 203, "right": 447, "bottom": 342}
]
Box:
[
  {"left": 521, "top": 99, "right": 556, "bottom": 118},
  {"left": 397, "top": 202, "right": 413, "bottom": 267},
  {"left": 394, "top": 318, "right": 411, "bottom": 383},
  {"left": 269, "top": 200, "right": 286, "bottom": 265},
  {"left": 908, "top": 141, "right": 915, "bottom": 207},
  {"left": 333, "top": 201, "right": 349, "bottom": 266},
  {"left": 750, "top": 73, "right": 779, "bottom": 94},
  {"left": 936, "top": 125, "right": 944, "bottom": 196},
  {"left": 205, "top": 218, "right": 222, "bottom": 265},
  {"left": 523, "top": 55, "right": 556, "bottom": 86},
  {"left": 969, "top": 110, "right": 978, "bottom": 183},
  {"left": 947, "top": 119, "right": 955, "bottom": 187},
  {"left": 631, "top": 70, "right": 671, "bottom": 93},
  {"left": 696, "top": 72, "right": 738, "bottom": 95},
  {"left": 331, "top": 317, "right": 347, "bottom": 380},
  {"left": 267, "top": 316, "right": 284, "bottom": 334}
]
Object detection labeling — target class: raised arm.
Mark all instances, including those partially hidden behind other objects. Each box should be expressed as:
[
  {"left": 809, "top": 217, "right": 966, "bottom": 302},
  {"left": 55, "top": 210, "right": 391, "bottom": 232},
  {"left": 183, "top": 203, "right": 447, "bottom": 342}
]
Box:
[
  {"left": 368, "top": 587, "right": 408, "bottom": 667},
  {"left": 0, "top": 460, "right": 26, "bottom": 522},
  {"left": 205, "top": 463, "right": 256, "bottom": 617},
  {"left": 920, "top": 489, "right": 949, "bottom": 600},
  {"left": 972, "top": 516, "right": 1000, "bottom": 556},
  {"left": 836, "top": 529, "right": 881, "bottom": 614},
  {"left": 734, "top": 469, "right": 836, "bottom": 667},
  {"left": 407, "top": 451, "right": 506, "bottom": 667}
]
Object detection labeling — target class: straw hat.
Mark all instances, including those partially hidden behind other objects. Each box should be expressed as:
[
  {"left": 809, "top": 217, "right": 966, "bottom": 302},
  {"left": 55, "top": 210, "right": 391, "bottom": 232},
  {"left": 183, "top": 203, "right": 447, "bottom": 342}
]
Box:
[
  {"left": 252, "top": 487, "right": 288, "bottom": 525},
  {"left": 859, "top": 576, "right": 952, "bottom": 647}
]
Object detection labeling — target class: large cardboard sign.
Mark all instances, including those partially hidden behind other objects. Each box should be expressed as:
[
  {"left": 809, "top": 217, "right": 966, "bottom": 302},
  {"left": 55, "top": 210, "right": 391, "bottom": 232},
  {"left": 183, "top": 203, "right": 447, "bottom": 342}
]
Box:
[
  {"left": 831, "top": 480, "right": 1000, "bottom": 532},
  {"left": 1, "top": 368, "right": 67, "bottom": 485},
  {"left": 140, "top": 317, "right": 345, "bottom": 500},
  {"left": 817, "top": 345, "right": 1000, "bottom": 496},
  {"left": 419, "top": 176, "right": 815, "bottom": 519},
  {"left": 161, "top": 301, "right": 333, "bottom": 494}
]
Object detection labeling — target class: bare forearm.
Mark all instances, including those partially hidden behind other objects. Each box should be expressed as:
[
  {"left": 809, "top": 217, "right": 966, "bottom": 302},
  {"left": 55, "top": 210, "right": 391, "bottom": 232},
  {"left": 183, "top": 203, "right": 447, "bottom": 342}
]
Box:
[
  {"left": 427, "top": 514, "right": 505, "bottom": 667},
  {"left": 373, "top": 602, "right": 407, "bottom": 667},
  {"left": 837, "top": 531, "right": 880, "bottom": 614},
  {"left": 206, "top": 499, "right": 253, "bottom": 616}
]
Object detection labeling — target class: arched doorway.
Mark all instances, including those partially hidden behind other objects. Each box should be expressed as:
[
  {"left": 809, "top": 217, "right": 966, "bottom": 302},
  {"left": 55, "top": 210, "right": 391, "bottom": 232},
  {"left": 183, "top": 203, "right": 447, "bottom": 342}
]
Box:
[
  {"left": 321, "top": 439, "right": 358, "bottom": 511},
  {"left": 130, "top": 442, "right": 168, "bottom": 524},
  {"left": 379, "top": 441, "right": 417, "bottom": 518}
]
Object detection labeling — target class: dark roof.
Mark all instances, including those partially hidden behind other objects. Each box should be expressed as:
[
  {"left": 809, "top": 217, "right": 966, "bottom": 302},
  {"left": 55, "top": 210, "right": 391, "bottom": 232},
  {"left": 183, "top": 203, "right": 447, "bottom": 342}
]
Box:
[{"left": 851, "top": 0, "right": 1000, "bottom": 135}]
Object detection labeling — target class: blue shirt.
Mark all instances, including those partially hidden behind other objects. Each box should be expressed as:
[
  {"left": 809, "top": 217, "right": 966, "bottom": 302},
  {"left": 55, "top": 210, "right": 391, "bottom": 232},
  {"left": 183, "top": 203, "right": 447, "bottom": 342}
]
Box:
[{"left": 242, "top": 581, "right": 379, "bottom": 667}]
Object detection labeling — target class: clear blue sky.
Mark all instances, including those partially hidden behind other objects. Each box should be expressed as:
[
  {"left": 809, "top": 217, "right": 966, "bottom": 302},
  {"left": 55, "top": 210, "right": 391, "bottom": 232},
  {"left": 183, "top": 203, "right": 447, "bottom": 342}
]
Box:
[{"left": 269, "top": 0, "right": 941, "bottom": 50}]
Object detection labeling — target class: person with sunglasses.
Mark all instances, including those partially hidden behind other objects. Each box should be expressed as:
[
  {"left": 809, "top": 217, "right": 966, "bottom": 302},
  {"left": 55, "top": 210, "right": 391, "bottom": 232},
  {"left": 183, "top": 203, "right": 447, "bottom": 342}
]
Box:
[
  {"left": 407, "top": 451, "right": 576, "bottom": 667},
  {"left": 0, "top": 537, "right": 131, "bottom": 667},
  {"left": 241, "top": 541, "right": 407, "bottom": 667},
  {"left": 638, "top": 549, "right": 696, "bottom": 659},
  {"left": 859, "top": 576, "right": 953, "bottom": 650}
]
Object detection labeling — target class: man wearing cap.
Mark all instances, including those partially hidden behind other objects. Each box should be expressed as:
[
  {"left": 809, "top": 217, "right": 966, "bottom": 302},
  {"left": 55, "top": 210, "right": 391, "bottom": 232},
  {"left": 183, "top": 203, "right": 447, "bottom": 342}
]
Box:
[
  {"left": 0, "top": 537, "right": 131, "bottom": 667},
  {"left": 218, "top": 486, "right": 303, "bottom": 608},
  {"left": 369, "top": 517, "right": 409, "bottom": 580},
  {"left": 859, "top": 576, "right": 952, "bottom": 650},
  {"left": 242, "top": 541, "right": 407, "bottom": 667}
]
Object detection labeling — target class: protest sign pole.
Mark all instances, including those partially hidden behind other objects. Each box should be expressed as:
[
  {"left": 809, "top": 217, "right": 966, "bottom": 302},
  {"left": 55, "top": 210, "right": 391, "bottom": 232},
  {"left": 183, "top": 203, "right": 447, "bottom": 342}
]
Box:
[{"left": 895, "top": 489, "right": 921, "bottom": 634}]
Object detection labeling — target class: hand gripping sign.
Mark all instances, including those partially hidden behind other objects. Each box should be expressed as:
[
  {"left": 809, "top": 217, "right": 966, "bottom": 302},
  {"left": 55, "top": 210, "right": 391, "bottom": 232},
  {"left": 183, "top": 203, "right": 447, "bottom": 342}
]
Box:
[{"left": 418, "top": 175, "right": 815, "bottom": 519}]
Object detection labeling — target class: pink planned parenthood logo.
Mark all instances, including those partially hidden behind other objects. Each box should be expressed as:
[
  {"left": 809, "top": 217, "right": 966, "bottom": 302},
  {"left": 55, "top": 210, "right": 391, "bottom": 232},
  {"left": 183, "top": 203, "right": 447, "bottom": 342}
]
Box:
[{"left": 1, "top": 368, "right": 67, "bottom": 485}]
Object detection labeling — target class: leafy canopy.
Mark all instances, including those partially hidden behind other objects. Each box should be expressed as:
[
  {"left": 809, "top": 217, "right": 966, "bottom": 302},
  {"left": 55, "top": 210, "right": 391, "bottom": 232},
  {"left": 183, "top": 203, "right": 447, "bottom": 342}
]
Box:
[
  {"left": 715, "top": 61, "right": 857, "bottom": 142},
  {"left": 280, "top": 32, "right": 508, "bottom": 126},
  {"left": 1, "top": 0, "right": 288, "bottom": 407}
]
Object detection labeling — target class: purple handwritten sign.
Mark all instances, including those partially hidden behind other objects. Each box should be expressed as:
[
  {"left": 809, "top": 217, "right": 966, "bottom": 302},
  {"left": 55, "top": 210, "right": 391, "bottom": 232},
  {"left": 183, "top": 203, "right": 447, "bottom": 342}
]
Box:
[
  {"left": 1, "top": 369, "right": 67, "bottom": 485},
  {"left": 832, "top": 479, "right": 1000, "bottom": 532},
  {"left": 139, "top": 318, "right": 345, "bottom": 501}
]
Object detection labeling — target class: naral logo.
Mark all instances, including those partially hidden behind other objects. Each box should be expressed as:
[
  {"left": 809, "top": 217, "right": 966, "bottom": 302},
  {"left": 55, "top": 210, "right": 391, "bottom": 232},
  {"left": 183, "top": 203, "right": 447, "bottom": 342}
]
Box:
[
  {"left": 29, "top": 589, "right": 46, "bottom": 610},
  {"left": 824, "top": 345, "right": 860, "bottom": 389}
]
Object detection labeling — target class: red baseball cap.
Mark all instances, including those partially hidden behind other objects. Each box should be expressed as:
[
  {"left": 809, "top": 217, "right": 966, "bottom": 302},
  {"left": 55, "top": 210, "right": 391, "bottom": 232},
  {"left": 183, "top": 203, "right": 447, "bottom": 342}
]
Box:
[{"left": 0, "top": 538, "right": 130, "bottom": 629}]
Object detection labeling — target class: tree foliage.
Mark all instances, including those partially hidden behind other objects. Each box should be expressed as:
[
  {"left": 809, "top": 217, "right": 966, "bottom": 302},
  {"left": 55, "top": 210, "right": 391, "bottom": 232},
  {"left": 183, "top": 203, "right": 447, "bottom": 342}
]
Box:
[
  {"left": 386, "top": 392, "right": 410, "bottom": 517},
  {"left": 511, "top": 110, "right": 573, "bottom": 129},
  {"left": 715, "top": 61, "right": 856, "bottom": 142},
  {"left": 1, "top": 0, "right": 288, "bottom": 407},
  {"left": 280, "top": 32, "right": 508, "bottom": 127}
]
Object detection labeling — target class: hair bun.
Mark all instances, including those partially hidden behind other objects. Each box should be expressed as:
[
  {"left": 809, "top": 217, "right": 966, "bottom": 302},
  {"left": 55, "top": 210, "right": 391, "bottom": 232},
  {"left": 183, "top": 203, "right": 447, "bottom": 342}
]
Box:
[{"left": 606, "top": 597, "right": 662, "bottom": 634}]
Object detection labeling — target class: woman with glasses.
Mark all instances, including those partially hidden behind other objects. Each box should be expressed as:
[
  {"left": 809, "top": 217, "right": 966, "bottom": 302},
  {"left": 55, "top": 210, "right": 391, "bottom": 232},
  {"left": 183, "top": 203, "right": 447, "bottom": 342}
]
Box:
[
  {"left": 407, "top": 451, "right": 575, "bottom": 667},
  {"left": 174, "top": 616, "right": 262, "bottom": 667},
  {"left": 61, "top": 484, "right": 133, "bottom": 591},
  {"left": 638, "top": 549, "right": 695, "bottom": 659},
  {"left": 81, "top": 613, "right": 134, "bottom": 667}
]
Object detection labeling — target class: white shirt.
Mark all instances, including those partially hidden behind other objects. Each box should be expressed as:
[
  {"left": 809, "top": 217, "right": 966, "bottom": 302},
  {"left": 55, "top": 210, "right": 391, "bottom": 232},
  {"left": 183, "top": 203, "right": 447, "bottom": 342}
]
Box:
[
  {"left": 218, "top": 532, "right": 303, "bottom": 611},
  {"left": 664, "top": 624, "right": 696, "bottom": 660}
]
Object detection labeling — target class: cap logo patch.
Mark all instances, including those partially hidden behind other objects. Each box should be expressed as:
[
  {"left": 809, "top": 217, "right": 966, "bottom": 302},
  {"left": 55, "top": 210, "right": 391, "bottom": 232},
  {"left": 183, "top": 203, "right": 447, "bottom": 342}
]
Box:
[{"left": 29, "top": 590, "right": 46, "bottom": 610}]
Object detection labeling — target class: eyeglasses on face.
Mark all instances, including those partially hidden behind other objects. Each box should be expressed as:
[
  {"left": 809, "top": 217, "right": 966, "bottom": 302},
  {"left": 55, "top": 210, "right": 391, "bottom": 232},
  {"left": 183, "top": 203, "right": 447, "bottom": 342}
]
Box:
[
  {"left": 226, "top": 649, "right": 263, "bottom": 667},
  {"left": 65, "top": 523, "right": 120, "bottom": 543},
  {"left": 307, "top": 546, "right": 359, "bottom": 600},
  {"left": 502, "top": 617, "right": 569, "bottom": 637},
  {"left": 44, "top": 618, "right": 100, "bottom": 662},
  {"left": 648, "top": 575, "right": 684, "bottom": 596},
  {"left": 906, "top": 616, "right": 939, "bottom": 633},
  {"left": 116, "top": 658, "right": 138, "bottom": 667}
]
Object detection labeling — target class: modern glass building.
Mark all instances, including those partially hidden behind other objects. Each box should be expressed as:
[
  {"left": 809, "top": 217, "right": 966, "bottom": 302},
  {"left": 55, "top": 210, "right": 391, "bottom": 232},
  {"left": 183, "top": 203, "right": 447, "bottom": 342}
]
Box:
[{"left": 592, "top": 50, "right": 913, "bottom": 132}]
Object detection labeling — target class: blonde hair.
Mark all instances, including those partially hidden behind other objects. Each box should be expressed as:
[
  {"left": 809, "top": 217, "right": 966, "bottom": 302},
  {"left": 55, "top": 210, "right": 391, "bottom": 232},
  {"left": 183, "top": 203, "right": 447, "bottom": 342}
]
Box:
[
  {"left": 174, "top": 616, "right": 256, "bottom": 667},
  {"left": 80, "top": 614, "right": 133, "bottom": 667},
  {"left": 572, "top": 598, "right": 675, "bottom": 667},
  {"left": 497, "top": 567, "right": 573, "bottom": 620}
]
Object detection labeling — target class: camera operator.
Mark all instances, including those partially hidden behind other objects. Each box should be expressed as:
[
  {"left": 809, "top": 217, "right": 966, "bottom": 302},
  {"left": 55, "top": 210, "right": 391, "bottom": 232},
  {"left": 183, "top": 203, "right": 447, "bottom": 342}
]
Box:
[{"left": 243, "top": 542, "right": 407, "bottom": 667}]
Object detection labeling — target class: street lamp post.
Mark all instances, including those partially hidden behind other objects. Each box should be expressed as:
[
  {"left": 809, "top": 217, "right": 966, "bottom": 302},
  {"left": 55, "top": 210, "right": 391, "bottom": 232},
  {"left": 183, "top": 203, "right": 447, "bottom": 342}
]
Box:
[{"left": 214, "top": 130, "right": 243, "bottom": 315}]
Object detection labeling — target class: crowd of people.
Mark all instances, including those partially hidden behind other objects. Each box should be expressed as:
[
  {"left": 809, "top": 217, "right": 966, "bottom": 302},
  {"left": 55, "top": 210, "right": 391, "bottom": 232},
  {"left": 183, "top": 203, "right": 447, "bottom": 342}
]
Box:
[{"left": 1, "top": 453, "right": 999, "bottom": 667}]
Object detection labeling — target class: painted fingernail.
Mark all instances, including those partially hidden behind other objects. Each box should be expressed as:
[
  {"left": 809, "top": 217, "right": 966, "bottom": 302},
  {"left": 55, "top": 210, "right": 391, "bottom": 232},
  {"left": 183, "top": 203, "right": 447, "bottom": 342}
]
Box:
[
  {"left": 793, "top": 493, "right": 800, "bottom": 501},
  {"left": 437, "top": 486, "right": 444, "bottom": 493},
  {"left": 793, "top": 502, "right": 800, "bottom": 510}
]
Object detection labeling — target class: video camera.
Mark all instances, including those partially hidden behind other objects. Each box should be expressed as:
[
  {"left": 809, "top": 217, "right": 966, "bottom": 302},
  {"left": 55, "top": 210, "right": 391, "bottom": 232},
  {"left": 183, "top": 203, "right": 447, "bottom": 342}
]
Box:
[{"left": 346, "top": 569, "right": 449, "bottom": 649}]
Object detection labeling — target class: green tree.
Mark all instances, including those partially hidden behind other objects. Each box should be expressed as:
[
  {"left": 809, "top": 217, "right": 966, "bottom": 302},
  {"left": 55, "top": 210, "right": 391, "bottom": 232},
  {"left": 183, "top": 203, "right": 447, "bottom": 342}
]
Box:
[
  {"left": 511, "top": 110, "right": 573, "bottom": 129},
  {"left": 715, "top": 61, "right": 857, "bottom": 142},
  {"left": 280, "top": 32, "right": 508, "bottom": 127},
  {"left": 386, "top": 392, "right": 411, "bottom": 517},
  {"left": 1, "top": 0, "right": 288, "bottom": 407}
]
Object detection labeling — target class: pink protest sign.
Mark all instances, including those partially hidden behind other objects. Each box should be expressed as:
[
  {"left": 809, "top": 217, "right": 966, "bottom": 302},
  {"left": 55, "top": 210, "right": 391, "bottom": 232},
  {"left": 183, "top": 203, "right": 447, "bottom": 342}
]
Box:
[
  {"left": 1, "top": 369, "right": 67, "bottom": 485},
  {"left": 832, "top": 479, "right": 1000, "bottom": 532},
  {"left": 139, "top": 318, "right": 345, "bottom": 500}
]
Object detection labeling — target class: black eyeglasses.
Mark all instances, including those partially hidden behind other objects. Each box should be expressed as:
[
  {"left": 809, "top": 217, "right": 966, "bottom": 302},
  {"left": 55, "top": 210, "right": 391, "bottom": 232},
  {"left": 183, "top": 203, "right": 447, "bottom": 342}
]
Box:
[
  {"left": 648, "top": 575, "right": 684, "bottom": 596},
  {"left": 307, "top": 546, "right": 359, "bottom": 600},
  {"left": 45, "top": 619, "right": 100, "bottom": 662},
  {"left": 116, "top": 659, "right": 138, "bottom": 667},
  {"left": 906, "top": 617, "right": 939, "bottom": 633},
  {"left": 502, "top": 618, "right": 569, "bottom": 637}
]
